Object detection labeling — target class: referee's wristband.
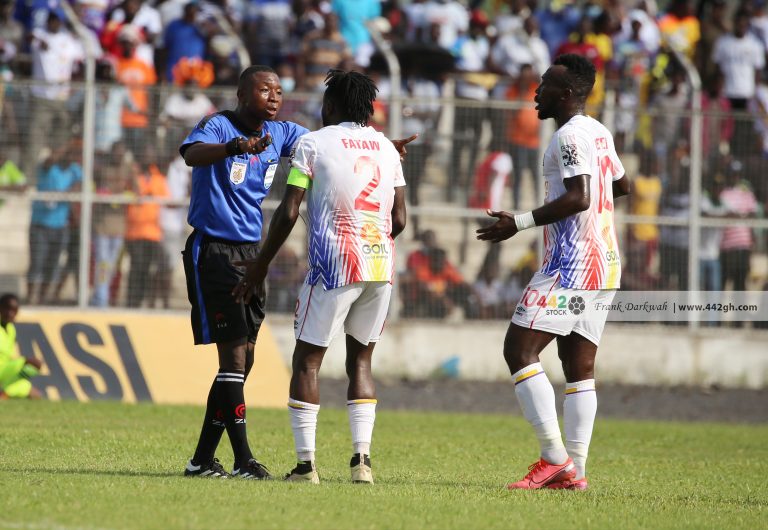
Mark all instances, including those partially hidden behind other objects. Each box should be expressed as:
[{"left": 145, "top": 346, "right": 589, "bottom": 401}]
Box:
[
  {"left": 225, "top": 136, "right": 244, "bottom": 156},
  {"left": 514, "top": 211, "right": 536, "bottom": 231}
]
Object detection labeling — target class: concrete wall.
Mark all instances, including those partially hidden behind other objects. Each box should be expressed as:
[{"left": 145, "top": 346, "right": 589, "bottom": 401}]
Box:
[{"left": 268, "top": 316, "right": 768, "bottom": 389}]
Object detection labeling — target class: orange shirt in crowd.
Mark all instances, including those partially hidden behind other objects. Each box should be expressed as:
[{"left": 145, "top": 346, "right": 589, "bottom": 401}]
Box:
[
  {"left": 506, "top": 82, "right": 539, "bottom": 149},
  {"left": 115, "top": 55, "right": 157, "bottom": 129},
  {"left": 125, "top": 165, "right": 169, "bottom": 242},
  {"left": 412, "top": 254, "right": 465, "bottom": 295}
]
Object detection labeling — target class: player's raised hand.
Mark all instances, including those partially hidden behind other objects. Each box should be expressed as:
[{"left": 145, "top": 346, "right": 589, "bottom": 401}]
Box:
[
  {"left": 231, "top": 259, "right": 268, "bottom": 304},
  {"left": 391, "top": 134, "right": 418, "bottom": 160},
  {"left": 243, "top": 133, "right": 273, "bottom": 154},
  {"left": 476, "top": 209, "right": 518, "bottom": 243}
]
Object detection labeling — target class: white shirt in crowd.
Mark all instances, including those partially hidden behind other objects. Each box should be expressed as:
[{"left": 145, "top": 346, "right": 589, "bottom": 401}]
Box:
[
  {"left": 491, "top": 31, "right": 550, "bottom": 78},
  {"left": 424, "top": 0, "right": 469, "bottom": 50},
  {"left": 31, "top": 28, "right": 85, "bottom": 100},
  {"left": 160, "top": 156, "right": 192, "bottom": 238},
  {"left": 161, "top": 92, "right": 217, "bottom": 127},
  {"left": 712, "top": 32, "right": 765, "bottom": 99}
]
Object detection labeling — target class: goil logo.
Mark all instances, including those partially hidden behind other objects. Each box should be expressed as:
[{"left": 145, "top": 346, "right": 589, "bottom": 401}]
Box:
[
  {"left": 360, "top": 222, "right": 381, "bottom": 244},
  {"left": 235, "top": 404, "right": 246, "bottom": 418}
]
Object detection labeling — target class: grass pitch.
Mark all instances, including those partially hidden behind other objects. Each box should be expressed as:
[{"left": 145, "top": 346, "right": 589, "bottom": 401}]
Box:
[{"left": 1, "top": 400, "right": 766, "bottom": 530}]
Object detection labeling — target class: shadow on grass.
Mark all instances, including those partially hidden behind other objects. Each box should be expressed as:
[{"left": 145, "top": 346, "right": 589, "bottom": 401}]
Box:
[{"left": 10, "top": 467, "right": 182, "bottom": 479}]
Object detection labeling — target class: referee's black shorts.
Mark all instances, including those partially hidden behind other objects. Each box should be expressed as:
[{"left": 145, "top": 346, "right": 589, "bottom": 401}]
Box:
[{"left": 182, "top": 230, "right": 265, "bottom": 345}]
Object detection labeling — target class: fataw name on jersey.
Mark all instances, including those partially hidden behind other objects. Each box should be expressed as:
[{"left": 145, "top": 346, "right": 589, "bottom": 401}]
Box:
[{"left": 340, "top": 138, "right": 381, "bottom": 151}]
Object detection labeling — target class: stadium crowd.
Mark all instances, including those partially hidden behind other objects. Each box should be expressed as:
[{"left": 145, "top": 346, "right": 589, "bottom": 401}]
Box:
[{"left": 1, "top": 0, "right": 767, "bottom": 317}]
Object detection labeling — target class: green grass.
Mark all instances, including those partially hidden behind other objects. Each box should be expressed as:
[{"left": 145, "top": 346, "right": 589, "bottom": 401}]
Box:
[{"left": 0, "top": 401, "right": 766, "bottom": 530}]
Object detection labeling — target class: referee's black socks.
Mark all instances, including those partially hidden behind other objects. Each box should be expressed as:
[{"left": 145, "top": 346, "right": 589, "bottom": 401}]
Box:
[
  {"left": 216, "top": 370, "right": 254, "bottom": 468},
  {"left": 191, "top": 377, "right": 226, "bottom": 466}
]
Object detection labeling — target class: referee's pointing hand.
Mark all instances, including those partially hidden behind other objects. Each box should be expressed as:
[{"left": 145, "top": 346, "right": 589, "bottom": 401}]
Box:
[{"left": 243, "top": 133, "right": 273, "bottom": 154}]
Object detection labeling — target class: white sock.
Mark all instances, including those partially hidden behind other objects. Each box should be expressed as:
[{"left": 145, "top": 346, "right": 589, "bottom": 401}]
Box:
[
  {"left": 564, "top": 379, "right": 597, "bottom": 480},
  {"left": 347, "top": 399, "right": 377, "bottom": 456},
  {"left": 288, "top": 398, "right": 320, "bottom": 462},
  {"left": 512, "top": 363, "right": 568, "bottom": 465}
]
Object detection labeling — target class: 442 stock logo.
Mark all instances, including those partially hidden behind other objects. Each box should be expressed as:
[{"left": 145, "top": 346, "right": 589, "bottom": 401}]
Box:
[{"left": 518, "top": 289, "right": 587, "bottom": 316}]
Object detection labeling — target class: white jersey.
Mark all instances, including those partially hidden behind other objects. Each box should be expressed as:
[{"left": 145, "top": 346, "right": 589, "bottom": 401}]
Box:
[
  {"left": 540, "top": 114, "right": 624, "bottom": 290},
  {"left": 289, "top": 122, "right": 406, "bottom": 290}
]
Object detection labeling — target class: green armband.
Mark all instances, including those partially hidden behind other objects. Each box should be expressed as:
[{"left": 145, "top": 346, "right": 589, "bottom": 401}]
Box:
[{"left": 286, "top": 168, "right": 311, "bottom": 189}]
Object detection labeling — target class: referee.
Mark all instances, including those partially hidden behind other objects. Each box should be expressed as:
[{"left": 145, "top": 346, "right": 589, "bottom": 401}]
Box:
[{"left": 180, "top": 65, "right": 308, "bottom": 479}]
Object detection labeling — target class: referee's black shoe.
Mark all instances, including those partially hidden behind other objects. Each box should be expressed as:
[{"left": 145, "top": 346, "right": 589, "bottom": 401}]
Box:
[
  {"left": 232, "top": 458, "right": 272, "bottom": 480},
  {"left": 184, "top": 458, "right": 230, "bottom": 478}
]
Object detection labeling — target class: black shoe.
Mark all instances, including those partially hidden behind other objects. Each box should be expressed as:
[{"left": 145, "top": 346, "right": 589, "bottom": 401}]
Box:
[
  {"left": 350, "top": 453, "right": 373, "bottom": 484},
  {"left": 284, "top": 461, "right": 319, "bottom": 483},
  {"left": 232, "top": 458, "right": 272, "bottom": 480},
  {"left": 184, "top": 458, "right": 230, "bottom": 478}
]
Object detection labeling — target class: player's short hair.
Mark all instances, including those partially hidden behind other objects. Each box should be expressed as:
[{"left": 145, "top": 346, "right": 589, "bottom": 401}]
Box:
[
  {"left": 0, "top": 293, "right": 18, "bottom": 307},
  {"left": 238, "top": 65, "right": 276, "bottom": 91},
  {"left": 324, "top": 69, "right": 378, "bottom": 126},
  {"left": 553, "top": 54, "right": 596, "bottom": 100}
]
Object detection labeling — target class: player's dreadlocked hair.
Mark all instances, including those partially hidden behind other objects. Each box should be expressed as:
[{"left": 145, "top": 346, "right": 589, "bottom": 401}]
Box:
[
  {"left": 553, "top": 54, "right": 596, "bottom": 100},
  {"left": 324, "top": 69, "right": 378, "bottom": 126},
  {"left": 0, "top": 293, "right": 18, "bottom": 307}
]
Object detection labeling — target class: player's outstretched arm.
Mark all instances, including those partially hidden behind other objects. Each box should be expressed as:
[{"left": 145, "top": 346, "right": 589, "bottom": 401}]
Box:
[
  {"left": 613, "top": 175, "right": 630, "bottom": 199},
  {"left": 232, "top": 184, "right": 305, "bottom": 303},
  {"left": 476, "top": 175, "right": 590, "bottom": 243},
  {"left": 182, "top": 134, "right": 273, "bottom": 167},
  {"left": 391, "top": 187, "right": 407, "bottom": 239}
]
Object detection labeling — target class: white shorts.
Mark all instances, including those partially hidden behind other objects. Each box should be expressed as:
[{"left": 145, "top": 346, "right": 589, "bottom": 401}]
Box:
[
  {"left": 511, "top": 272, "right": 616, "bottom": 346},
  {"left": 294, "top": 281, "right": 392, "bottom": 347}
]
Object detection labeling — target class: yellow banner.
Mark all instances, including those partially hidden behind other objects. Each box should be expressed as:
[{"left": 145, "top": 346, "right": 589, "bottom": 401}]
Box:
[{"left": 16, "top": 310, "right": 290, "bottom": 407}]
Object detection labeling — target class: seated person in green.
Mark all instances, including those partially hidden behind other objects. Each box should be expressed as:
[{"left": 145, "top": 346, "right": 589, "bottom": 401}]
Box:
[{"left": 0, "top": 294, "right": 43, "bottom": 399}]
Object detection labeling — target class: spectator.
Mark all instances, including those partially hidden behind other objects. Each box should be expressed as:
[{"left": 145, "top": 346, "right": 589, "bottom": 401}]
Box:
[
  {"left": 401, "top": 231, "right": 471, "bottom": 319},
  {"left": 752, "top": 0, "right": 768, "bottom": 52},
  {"left": 469, "top": 253, "right": 506, "bottom": 320},
  {"left": 0, "top": 293, "right": 44, "bottom": 399},
  {"left": 244, "top": 0, "right": 293, "bottom": 69},
  {"left": 0, "top": 152, "right": 26, "bottom": 195},
  {"left": 617, "top": 6, "right": 660, "bottom": 55},
  {"left": 26, "top": 11, "right": 84, "bottom": 178},
  {"left": 650, "top": 67, "right": 688, "bottom": 173},
  {"left": 424, "top": 0, "right": 469, "bottom": 51},
  {"left": 399, "top": 72, "right": 441, "bottom": 237},
  {"left": 101, "top": 0, "right": 161, "bottom": 67},
  {"left": 158, "top": 155, "right": 191, "bottom": 309},
  {"left": 75, "top": 0, "right": 113, "bottom": 34},
  {"left": 115, "top": 25, "right": 157, "bottom": 155},
  {"left": 628, "top": 153, "right": 662, "bottom": 288},
  {"left": 658, "top": 0, "right": 699, "bottom": 58},
  {"left": 694, "top": 0, "right": 728, "bottom": 87},
  {"left": 658, "top": 151, "right": 690, "bottom": 291},
  {"left": 701, "top": 72, "right": 733, "bottom": 156},
  {"left": 719, "top": 159, "right": 759, "bottom": 293},
  {"left": 555, "top": 15, "right": 607, "bottom": 111},
  {"left": 700, "top": 173, "right": 726, "bottom": 292},
  {"left": 51, "top": 196, "right": 81, "bottom": 304},
  {"left": 0, "top": 0, "right": 23, "bottom": 72},
  {"left": 448, "top": 16, "right": 492, "bottom": 203},
  {"left": 469, "top": 151, "right": 511, "bottom": 213},
  {"left": 535, "top": 0, "right": 581, "bottom": 57},
  {"left": 492, "top": 0, "right": 529, "bottom": 38},
  {"left": 612, "top": 10, "right": 652, "bottom": 151},
  {"left": 14, "top": 0, "right": 64, "bottom": 30},
  {"left": 163, "top": 0, "right": 206, "bottom": 82},
  {"left": 27, "top": 144, "right": 82, "bottom": 305},
  {"left": 94, "top": 60, "right": 136, "bottom": 153},
  {"left": 712, "top": 10, "right": 765, "bottom": 159},
  {"left": 91, "top": 153, "right": 130, "bottom": 307},
  {"left": 160, "top": 77, "right": 215, "bottom": 151},
  {"left": 124, "top": 151, "right": 169, "bottom": 308},
  {"left": 490, "top": 15, "right": 550, "bottom": 78},
  {"left": 504, "top": 63, "right": 538, "bottom": 210},
  {"left": 297, "top": 11, "right": 352, "bottom": 91},
  {"left": 331, "top": 0, "right": 381, "bottom": 67},
  {"left": 752, "top": 70, "right": 768, "bottom": 159},
  {"left": 293, "top": 0, "right": 325, "bottom": 42}
]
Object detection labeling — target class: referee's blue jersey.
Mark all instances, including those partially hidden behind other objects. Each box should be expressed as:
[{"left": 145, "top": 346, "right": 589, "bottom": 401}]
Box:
[{"left": 180, "top": 111, "right": 309, "bottom": 242}]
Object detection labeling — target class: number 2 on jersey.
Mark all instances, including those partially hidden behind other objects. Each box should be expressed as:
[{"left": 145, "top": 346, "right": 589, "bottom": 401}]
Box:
[{"left": 354, "top": 156, "right": 381, "bottom": 212}]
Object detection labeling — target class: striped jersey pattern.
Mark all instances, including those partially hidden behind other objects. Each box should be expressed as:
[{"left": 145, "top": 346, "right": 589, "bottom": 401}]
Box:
[{"left": 540, "top": 115, "right": 624, "bottom": 290}]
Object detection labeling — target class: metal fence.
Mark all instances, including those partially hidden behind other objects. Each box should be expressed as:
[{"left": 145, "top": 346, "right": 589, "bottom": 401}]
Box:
[{"left": 1, "top": 78, "right": 767, "bottom": 329}]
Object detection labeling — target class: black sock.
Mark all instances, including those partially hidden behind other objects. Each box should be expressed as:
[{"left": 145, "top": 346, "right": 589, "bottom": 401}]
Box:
[
  {"left": 191, "top": 378, "right": 226, "bottom": 465},
  {"left": 216, "top": 370, "right": 253, "bottom": 468}
]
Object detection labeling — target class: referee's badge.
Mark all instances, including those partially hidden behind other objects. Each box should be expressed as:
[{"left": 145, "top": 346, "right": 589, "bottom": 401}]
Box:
[
  {"left": 264, "top": 164, "right": 278, "bottom": 189},
  {"left": 229, "top": 161, "right": 247, "bottom": 185}
]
